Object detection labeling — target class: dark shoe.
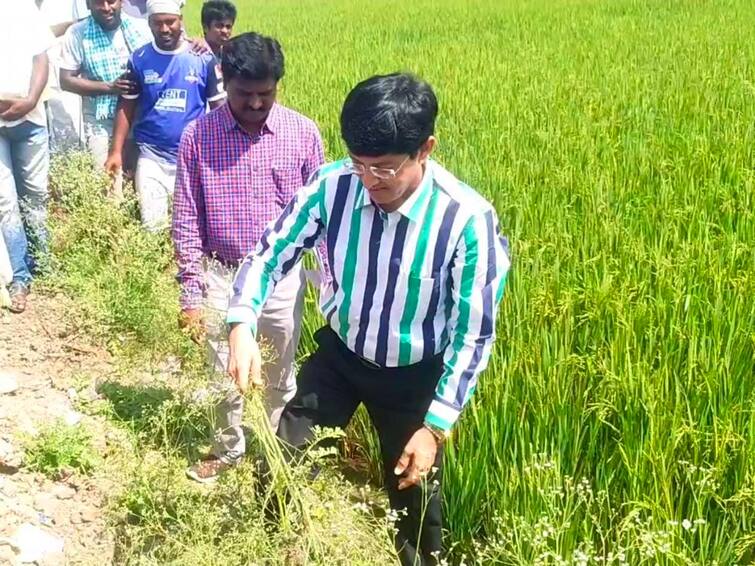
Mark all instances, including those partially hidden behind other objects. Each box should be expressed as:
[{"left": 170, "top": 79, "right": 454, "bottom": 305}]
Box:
[
  {"left": 8, "top": 282, "right": 29, "bottom": 314},
  {"left": 185, "top": 455, "right": 236, "bottom": 484}
]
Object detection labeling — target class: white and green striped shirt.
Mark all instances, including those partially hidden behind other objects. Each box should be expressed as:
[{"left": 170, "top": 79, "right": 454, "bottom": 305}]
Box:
[{"left": 228, "top": 159, "right": 510, "bottom": 431}]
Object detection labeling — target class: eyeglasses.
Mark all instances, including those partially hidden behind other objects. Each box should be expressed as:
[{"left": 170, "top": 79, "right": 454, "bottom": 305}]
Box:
[{"left": 345, "top": 155, "right": 410, "bottom": 180}]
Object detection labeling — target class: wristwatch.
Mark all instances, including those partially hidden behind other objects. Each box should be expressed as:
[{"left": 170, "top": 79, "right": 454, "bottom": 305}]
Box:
[{"left": 423, "top": 422, "right": 450, "bottom": 444}]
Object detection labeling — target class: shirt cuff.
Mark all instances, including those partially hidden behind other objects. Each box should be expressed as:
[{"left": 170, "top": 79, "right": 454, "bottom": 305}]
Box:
[
  {"left": 226, "top": 305, "right": 258, "bottom": 335},
  {"left": 424, "top": 398, "right": 460, "bottom": 433}
]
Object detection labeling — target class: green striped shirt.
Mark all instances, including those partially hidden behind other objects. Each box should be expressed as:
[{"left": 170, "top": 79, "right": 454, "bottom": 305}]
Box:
[{"left": 228, "top": 159, "right": 510, "bottom": 431}]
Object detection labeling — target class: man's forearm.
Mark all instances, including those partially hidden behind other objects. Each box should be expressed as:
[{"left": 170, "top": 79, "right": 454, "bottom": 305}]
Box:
[
  {"left": 174, "top": 137, "right": 207, "bottom": 313},
  {"left": 110, "top": 100, "right": 136, "bottom": 154},
  {"left": 60, "top": 72, "right": 114, "bottom": 97},
  {"left": 27, "top": 53, "right": 49, "bottom": 106}
]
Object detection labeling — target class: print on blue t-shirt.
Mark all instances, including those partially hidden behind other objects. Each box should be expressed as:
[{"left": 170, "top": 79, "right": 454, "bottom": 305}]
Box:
[{"left": 124, "top": 41, "right": 224, "bottom": 164}]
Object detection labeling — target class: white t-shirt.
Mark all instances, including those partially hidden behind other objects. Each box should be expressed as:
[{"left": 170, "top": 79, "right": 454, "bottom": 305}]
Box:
[
  {"left": 59, "top": 15, "right": 149, "bottom": 121},
  {"left": 0, "top": 1, "right": 56, "bottom": 127}
]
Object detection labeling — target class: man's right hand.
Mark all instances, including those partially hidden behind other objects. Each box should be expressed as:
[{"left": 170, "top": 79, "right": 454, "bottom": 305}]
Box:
[
  {"left": 104, "top": 153, "right": 122, "bottom": 176},
  {"left": 0, "top": 97, "right": 35, "bottom": 122},
  {"left": 227, "top": 323, "right": 264, "bottom": 394},
  {"left": 179, "top": 308, "right": 204, "bottom": 344},
  {"left": 109, "top": 78, "right": 136, "bottom": 95}
]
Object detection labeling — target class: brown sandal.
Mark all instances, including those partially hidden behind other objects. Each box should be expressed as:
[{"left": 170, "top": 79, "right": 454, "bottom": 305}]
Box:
[{"left": 8, "top": 283, "right": 29, "bottom": 314}]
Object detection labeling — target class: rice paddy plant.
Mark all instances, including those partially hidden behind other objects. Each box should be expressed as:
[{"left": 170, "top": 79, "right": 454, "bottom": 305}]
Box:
[{"left": 184, "top": 0, "right": 755, "bottom": 561}]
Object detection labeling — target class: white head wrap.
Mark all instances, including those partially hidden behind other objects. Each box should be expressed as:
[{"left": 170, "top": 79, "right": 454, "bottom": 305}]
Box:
[{"left": 146, "top": 0, "right": 182, "bottom": 16}]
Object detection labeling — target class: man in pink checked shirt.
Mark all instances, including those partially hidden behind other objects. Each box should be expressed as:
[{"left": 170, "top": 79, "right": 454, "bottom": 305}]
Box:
[{"left": 172, "top": 32, "right": 325, "bottom": 483}]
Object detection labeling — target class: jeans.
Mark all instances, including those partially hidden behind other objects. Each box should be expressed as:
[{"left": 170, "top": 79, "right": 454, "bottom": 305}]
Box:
[{"left": 0, "top": 121, "right": 49, "bottom": 285}]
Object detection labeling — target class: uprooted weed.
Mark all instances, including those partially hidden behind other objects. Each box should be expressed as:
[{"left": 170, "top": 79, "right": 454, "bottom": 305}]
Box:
[{"left": 108, "top": 390, "right": 397, "bottom": 565}]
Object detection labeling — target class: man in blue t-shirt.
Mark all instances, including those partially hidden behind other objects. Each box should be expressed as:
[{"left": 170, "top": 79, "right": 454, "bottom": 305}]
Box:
[{"left": 105, "top": 0, "right": 225, "bottom": 232}]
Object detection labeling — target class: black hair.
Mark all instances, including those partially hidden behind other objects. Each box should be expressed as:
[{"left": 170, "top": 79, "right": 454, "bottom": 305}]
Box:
[
  {"left": 221, "top": 32, "right": 285, "bottom": 82},
  {"left": 201, "top": 1, "right": 237, "bottom": 28},
  {"left": 340, "top": 73, "right": 438, "bottom": 157}
]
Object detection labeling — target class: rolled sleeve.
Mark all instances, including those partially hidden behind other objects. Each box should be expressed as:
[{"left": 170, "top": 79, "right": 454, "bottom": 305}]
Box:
[{"left": 59, "top": 23, "right": 84, "bottom": 71}]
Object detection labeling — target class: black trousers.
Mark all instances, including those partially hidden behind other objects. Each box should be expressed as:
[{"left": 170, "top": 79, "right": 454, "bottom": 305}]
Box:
[{"left": 277, "top": 326, "right": 444, "bottom": 566}]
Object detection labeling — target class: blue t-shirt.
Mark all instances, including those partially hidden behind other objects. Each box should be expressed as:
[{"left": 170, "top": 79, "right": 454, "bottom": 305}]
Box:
[{"left": 124, "top": 41, "right": 225, "bottom": 163}]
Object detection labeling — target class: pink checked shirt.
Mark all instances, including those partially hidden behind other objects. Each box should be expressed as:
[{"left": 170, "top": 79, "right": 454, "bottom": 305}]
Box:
[{"left": 172, "top": 103, "right": 325, "bottom": 309}]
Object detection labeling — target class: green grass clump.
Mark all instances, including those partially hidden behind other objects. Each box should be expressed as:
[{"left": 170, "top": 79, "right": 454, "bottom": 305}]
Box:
[
  {"left": 22, "top": 421, "right": 98, "bottom": 478},
  {"left": 46, "top": 152, "right": 200, "bottom": 367},
  {"left": 112, "top": 431, "right": 397, "bottom": 566}
]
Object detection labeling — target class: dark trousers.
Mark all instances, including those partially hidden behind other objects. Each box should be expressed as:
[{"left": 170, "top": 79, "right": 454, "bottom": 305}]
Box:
[{"left": 277, "top": 326, "right": 444, "bottom": 566}]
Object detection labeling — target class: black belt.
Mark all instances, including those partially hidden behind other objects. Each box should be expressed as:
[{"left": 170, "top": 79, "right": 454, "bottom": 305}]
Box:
[{"left": 356, "top": 355, "right": 383, "bottom": 370}]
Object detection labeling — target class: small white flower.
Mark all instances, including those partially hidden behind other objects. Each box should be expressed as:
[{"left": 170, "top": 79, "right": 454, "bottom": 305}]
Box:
[{"left": 682, "top": 519, "right": 692, "bottom": 530}]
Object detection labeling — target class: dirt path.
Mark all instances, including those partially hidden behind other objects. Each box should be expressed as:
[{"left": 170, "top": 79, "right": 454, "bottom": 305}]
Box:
[{"left": 0, "top": 295, "right": 115, "bottom": 565}]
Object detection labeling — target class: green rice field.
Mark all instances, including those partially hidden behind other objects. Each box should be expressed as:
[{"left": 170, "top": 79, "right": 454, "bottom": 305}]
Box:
[{"left": 106, "top": 0, "right": 755, "bottom": 562}]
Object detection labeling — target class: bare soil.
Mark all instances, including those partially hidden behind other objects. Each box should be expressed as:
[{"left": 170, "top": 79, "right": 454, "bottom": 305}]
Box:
[{"left": 0, "top": 294, "right": 115, "bottom": 565}]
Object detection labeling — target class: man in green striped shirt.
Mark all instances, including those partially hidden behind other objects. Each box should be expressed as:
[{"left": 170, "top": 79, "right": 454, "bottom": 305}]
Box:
[{"left": 226, "top": 73, "right": 510, "bottom": 565}]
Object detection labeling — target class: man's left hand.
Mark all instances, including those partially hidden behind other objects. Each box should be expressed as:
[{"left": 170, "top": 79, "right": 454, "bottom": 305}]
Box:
[
  {"left": 0, "top": 98, "right": 35, "bottom": 122},
  {"left": 394, "top": 426, "right": 439, "bottom": 490}
]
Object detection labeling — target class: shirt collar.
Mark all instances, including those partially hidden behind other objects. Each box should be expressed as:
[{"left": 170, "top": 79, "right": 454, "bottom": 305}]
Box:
[
  {"left": 151, "top": 39, "right": 188, "bottom": 56},
  {"left": 221, "top": 102, "right": 281, "bottom": 136},
  {"left": 354, "top": 159, "right": 436, "bottom": 224},
  {"left": 264, "top": 103, "right": 281, "bottom": 134}
]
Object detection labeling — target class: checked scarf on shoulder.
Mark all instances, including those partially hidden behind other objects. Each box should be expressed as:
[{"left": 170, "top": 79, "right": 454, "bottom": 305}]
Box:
[{"left": 81, "top": 16, "right": 149, "bottom": 120}]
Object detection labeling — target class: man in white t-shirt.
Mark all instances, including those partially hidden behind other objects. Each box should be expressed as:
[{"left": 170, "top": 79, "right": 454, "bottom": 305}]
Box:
[
  {"left": 59, "top": 0, "right": 150, "bottom": 195},
  {"left": 0, "top": 2, "right": 55, "bottom": 313}
]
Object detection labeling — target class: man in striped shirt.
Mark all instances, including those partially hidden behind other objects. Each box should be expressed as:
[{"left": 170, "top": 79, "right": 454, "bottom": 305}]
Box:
[{"left": 227, "top": 73, "right": 510, "bottom": 565}]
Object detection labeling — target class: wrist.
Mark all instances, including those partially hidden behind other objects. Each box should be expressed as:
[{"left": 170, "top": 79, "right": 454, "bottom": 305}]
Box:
[
  {"left": 422, "top": 422, "right": 450, "bottom": 445},
  {"left": 229, "top": 322, "right": 250, "bottom": 334}
]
